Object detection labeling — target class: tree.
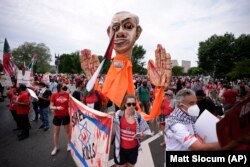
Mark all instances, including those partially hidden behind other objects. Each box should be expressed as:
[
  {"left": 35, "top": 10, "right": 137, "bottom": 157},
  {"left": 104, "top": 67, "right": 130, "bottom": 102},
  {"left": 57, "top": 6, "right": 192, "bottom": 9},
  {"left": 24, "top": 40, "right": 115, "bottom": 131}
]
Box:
[
  {"left": 12, "top": 42, "right": 52, "bottom": 73},
  {"left": 198, "top": 33, "right": 235, "bottom": 78},
  {"left": 172, "top": 66, "right": 184, "bottom": 76},
  {"left": 198, "top": 33, "right": 250, "bottom": 78},
  {"left": 132, "top": 44, "right": 147, "bottom": 74},
  {"left": 234, "top": 34, "right": 250, "bottom": 62},
  {"left": 227, "top": 59, "right": 250, "bottom": 79},
  {"left": 58, "top": 52, "right": 82, "bottom": 74},
  {"left": 188, "top": 67, "right": 203, "bottom": 76}
]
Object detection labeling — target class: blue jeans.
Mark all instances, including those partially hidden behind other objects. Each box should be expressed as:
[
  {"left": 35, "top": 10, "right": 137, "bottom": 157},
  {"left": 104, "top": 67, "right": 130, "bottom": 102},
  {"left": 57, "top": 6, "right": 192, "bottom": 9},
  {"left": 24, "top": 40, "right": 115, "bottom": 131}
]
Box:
[{"left": 39, "top": 107, "right": 49, "bottom": 128}]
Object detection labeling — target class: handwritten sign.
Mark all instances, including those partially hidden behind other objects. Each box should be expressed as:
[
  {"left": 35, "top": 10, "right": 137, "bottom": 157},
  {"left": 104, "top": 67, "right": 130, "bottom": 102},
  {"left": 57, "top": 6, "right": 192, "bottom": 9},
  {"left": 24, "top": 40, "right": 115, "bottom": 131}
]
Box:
[
  {"left": 0, "top": 74, "right": 12, "bottom": 87},
  {"left": 69, "top": 95, "right": 113, "bottom": 167},
  {"left": 17, "top": 70, "right": 31, "bottom": 85}
]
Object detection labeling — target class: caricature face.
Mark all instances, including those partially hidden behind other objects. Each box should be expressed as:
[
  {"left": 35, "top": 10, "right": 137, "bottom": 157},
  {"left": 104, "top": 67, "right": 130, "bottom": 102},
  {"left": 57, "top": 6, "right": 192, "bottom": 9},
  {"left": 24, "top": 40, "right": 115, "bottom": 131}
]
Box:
[{"left": 108, "top": 12, "right": 142, "bottom": 55}]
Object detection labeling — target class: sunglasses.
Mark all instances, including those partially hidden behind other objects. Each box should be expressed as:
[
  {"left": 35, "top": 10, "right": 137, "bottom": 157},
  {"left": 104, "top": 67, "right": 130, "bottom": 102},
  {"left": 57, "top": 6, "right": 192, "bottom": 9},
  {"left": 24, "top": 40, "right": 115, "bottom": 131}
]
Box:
[
  {"left": 126, "top": 102, "right": 136, "bottom": 107},
  {"left": 166, "top": 94, "right": 173, "bottom": 97}
]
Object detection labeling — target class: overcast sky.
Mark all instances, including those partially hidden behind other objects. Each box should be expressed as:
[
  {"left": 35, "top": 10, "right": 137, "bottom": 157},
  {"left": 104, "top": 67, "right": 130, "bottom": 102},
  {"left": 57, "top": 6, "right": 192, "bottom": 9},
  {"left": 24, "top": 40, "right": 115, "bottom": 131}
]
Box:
[{"left": 0, "top": 0, "right": 250, "bottom": 67}]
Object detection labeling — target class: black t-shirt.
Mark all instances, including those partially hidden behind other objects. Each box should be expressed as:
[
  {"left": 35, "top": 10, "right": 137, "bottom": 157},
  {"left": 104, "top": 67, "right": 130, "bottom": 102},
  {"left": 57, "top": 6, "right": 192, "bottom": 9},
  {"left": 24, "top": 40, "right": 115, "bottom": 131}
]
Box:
[
  {"left": 38, "top": 89, "right": 52, "bottom": 108},
  {"left": 72, "top": 90, "right": 81, "bottom": 101},
  {"left": 197, "top": 97, "right": 217, "bottom": 116}
]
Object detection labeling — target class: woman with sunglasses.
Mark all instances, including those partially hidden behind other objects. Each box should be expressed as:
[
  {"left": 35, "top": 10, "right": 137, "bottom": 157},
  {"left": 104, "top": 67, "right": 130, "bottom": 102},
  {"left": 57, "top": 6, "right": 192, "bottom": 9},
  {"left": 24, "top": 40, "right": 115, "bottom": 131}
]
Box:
[{"left": 110, "top": 94, "right": 151, "bottom": 167}]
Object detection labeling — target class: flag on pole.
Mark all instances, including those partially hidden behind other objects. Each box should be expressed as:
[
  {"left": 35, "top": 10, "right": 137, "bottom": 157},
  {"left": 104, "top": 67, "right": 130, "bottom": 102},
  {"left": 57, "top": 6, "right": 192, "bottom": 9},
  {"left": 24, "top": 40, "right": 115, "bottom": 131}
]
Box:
[
  {"left": 85, "top": 33, "right": 115, "bottom": 92},
  {"left": 2, "top": 38, "right": 14, "bottom": 76},
  {"left": 28, "top": 54, "right": 37, "bottom": 76},
  {"left": 104, "top": 33, "right": 115, "bottom": 61}
]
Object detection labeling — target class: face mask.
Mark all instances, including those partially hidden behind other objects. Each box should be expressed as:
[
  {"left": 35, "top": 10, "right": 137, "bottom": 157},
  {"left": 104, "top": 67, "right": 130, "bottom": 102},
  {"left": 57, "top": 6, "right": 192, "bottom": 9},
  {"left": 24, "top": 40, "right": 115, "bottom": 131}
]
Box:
[{"left": 186, "top": 104, "right": 200, "bottom": 117}]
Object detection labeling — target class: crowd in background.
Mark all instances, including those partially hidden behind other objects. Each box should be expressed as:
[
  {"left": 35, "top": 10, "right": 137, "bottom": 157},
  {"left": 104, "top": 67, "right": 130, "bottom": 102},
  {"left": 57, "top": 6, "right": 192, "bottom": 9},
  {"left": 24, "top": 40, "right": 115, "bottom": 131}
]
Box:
[{"left": 1, "top": 73, "right": 250, "bottom": 153}]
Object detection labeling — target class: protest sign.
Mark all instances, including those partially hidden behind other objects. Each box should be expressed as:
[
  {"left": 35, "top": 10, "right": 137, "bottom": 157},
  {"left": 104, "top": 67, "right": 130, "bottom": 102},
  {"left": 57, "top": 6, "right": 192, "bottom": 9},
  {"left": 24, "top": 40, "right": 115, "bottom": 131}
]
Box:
[
  {"left": 27, "top": 88, "right": 38, "bottom": 100},
  {"left": 216, "top": 97, "right": 250, "bottom": 148},
  {"left": 42, "top": 73, "right": 50, "bottom": 84},
  {"left": 17, "top": 70, "right": 31, "bottom": 85},
  {"left": 0, "top": 74, "right": 12, "bottom": 87},
  {"left": 195, "top": 109, "right": 219, "bottom": 143},
  {"left": 69, "top": 96, "right": 113, "bottom": 167}
]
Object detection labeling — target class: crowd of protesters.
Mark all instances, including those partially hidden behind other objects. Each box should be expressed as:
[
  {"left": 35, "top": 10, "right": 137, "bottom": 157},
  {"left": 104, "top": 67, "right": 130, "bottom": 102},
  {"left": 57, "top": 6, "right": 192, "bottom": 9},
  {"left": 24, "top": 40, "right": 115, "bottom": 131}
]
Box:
[{"left": 1, "top": 73, "right": 250, "bottom": 159}]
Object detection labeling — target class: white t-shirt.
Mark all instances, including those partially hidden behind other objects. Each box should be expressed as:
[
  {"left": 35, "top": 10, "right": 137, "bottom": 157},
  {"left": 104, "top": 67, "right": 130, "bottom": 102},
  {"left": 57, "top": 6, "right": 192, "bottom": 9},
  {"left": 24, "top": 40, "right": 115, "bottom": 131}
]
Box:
[{"left": 165, "top": 123, "right": 197, "bottom": 151}]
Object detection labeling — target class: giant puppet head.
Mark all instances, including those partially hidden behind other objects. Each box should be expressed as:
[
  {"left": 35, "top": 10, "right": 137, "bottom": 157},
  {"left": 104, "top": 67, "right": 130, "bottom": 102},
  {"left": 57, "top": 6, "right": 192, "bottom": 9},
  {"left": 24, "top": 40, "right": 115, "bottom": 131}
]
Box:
[{"left": 107, "top": 11, "right": 142, "bottom": 57}]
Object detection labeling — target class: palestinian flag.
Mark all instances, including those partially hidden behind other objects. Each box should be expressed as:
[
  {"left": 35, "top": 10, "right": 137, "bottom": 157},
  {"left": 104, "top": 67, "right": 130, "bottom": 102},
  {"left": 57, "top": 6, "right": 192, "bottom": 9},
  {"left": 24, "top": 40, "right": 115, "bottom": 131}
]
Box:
[
  {"left": 28, "top": 54, "right": 37, "bottom": 76},
  {"left": 86, "top": 33, "right": 115, "bottom": 92}
]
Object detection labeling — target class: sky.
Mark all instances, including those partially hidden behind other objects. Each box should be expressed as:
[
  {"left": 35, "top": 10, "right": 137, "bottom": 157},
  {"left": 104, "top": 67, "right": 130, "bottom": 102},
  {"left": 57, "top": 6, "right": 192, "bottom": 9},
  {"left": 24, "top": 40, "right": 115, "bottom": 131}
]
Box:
[{"left": 0, "top": 0, "right": 250, "bottom": 67}]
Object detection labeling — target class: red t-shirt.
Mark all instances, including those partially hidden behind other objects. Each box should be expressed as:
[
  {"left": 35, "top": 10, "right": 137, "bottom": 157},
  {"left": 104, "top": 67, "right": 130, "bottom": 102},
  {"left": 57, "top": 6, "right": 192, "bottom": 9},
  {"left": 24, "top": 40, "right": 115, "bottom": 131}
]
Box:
[
  {"left": 161, "top": 98, "right": 174, "bottom": 116},
  {"left": 7, "top": 87, "right": 17, "bottom": 110},
  {"left": 120, "top": 116, "right": 138, "bottom": 149},
  {"left": 16, "top": 91, "right": 30, "bottom": 115},
  {"left": 222, "top": 89, "right": 237, "bottom": 105},
  {"left": 51, "top": 92, "right": 70, "bottom": 116}
]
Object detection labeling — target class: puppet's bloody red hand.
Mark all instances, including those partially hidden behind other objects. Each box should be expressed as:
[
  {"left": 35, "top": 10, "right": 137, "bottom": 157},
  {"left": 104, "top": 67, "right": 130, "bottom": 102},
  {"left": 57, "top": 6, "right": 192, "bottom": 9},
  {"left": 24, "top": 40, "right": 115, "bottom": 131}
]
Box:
[
  {"left": 80, "top": 49, "right": 100, "bottom": 79},
  {"left": 147, "top": 44, "right": 172, "bottom": 87}
]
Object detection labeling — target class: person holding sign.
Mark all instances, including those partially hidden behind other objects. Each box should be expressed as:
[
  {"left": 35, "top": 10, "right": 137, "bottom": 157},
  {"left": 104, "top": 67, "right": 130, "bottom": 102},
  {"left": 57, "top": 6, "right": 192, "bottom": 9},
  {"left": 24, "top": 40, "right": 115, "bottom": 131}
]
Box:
[
  {"left": 110, "top": 94, "right": 151, "bottom": 166},
  {"left": 165, "top": 89, "right": 221, "bottom": 151}
]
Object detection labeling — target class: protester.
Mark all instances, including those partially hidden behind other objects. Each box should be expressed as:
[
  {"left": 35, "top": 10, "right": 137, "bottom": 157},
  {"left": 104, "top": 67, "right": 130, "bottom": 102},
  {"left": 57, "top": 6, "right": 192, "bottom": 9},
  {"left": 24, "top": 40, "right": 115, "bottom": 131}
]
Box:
[
  {"left": 110, "top": 94, "right": 151, "bottom": 166},
  {"left": 50, "top": 78, "right": 58, "bottom": 93},
  {"left": 165, "top": 89, "right": 221, "bottom": 150},
  {"left": 30, "top": 81, "right": 40, "bottom": 121},
  {"left": 196, "top": 89, "right": 220, "bottom": 116},
  {"left": 72, "top": 79, "right": 85, "bottom": 101},
  {"left": 6, "top": 79, "right": 21, "bottom": 130},
  {"left": 81, "top": 88, "right": 105, "bottom": 111},
  {"left": 15, "top": 84, "right": 31, "bottom": 141},
  {"left": 50, "top": 83, "right": 70, "bottom": 156},
  {"left": 159, "top": 90, "right": 175, "bottom": 146},
  {"left": 38, "top": 82, "right": 52, "bottom": 131},
  {"left": 221, "top": 85, "right": 238, "bottom": 112},
  {"left": 137, "top": 79, "right": 150, "bottom": 114}
]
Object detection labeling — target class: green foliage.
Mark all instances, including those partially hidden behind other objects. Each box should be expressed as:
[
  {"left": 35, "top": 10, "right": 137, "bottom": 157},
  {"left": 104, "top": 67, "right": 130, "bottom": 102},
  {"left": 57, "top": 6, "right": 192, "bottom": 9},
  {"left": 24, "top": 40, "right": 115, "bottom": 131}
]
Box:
[
  {"left": 132, "top": 44, "right": 147, "bottom": 74},
  {"left": 227, "top": 59, "right": 250, "bottom": 79},
  {"left": 58, "top": 52, "right": 82, "bottom": 74},
  {"left": 12, "top": 42, "right": 52, "bottom": 73},
  {"left": 188, "top": 67, "right": 203, "bottom": 76},
  {"left": 198, "top": 33, "right": 250, "bottom": 78},
  {"left": 172, "top": 66, "right": 184, "bottom": 76}
]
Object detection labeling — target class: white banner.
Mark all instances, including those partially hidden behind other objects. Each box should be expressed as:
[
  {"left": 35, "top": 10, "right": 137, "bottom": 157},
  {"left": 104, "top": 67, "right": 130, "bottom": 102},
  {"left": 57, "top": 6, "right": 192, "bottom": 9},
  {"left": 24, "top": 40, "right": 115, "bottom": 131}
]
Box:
[
  {"left": 69, "top": 96, "right": 113, "bottom": 167},
  {"left": 17, "top": 70, "right": 31, "bottom": 85},
  {"left": 42, "top": 73, "right": 50, "bottom": 84},
  {"left": 0, "top": 74, "right": 12, "bottom": 87}
]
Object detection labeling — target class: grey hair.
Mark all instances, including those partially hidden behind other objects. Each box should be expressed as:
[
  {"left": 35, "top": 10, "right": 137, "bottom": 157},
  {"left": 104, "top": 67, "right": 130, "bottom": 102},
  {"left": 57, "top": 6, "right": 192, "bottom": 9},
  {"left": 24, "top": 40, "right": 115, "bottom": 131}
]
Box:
[{"left": 175, "top": 89, "right": 196, "bottom": 107}]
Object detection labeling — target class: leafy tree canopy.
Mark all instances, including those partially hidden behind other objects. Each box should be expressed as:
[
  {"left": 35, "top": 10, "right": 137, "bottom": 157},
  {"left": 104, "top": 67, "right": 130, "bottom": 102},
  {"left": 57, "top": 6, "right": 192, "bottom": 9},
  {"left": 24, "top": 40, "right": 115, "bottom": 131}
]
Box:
[
  {"left": 12, "top": 42, "right": 52, "bottom": 73},
  {"left": 172, "top": 66, "right": 184, "bottom": 76},
  {"left": 198, "top": 33, "right": 250, "bottom": 78}
]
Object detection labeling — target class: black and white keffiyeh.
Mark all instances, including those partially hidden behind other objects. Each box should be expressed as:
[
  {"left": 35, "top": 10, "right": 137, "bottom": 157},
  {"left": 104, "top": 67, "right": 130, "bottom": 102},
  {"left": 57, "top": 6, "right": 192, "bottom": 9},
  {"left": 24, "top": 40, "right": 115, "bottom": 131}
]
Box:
[{"left": 166, "top": 107, "right": 198, "bottom": 133}]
